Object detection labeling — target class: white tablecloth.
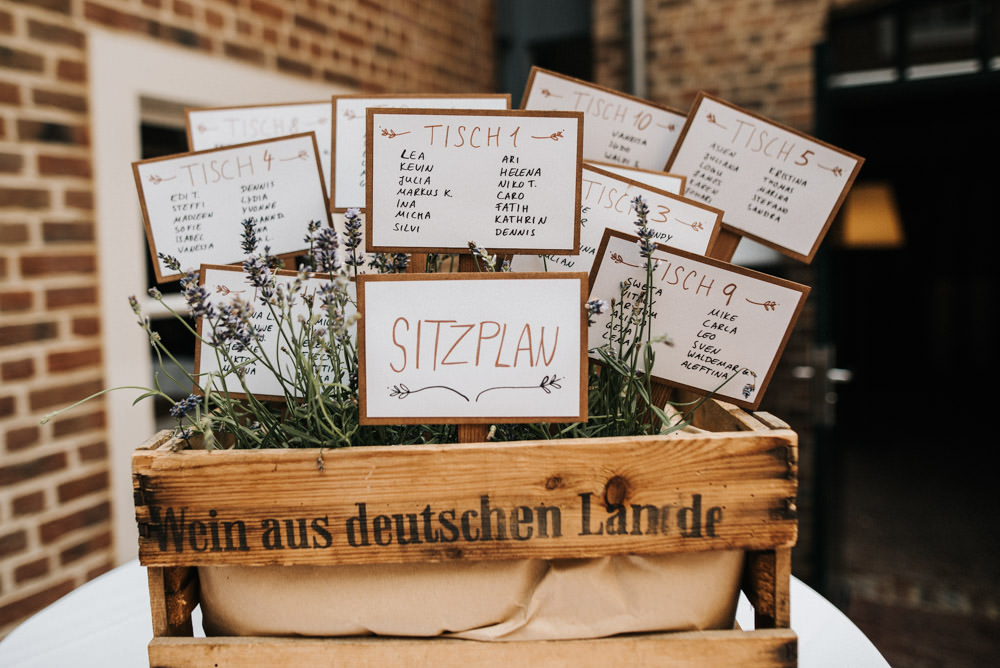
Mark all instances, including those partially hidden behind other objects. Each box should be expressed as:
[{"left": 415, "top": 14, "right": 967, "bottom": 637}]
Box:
[{"left": 0, "top": 560, "right": 889, "bottom": 667}]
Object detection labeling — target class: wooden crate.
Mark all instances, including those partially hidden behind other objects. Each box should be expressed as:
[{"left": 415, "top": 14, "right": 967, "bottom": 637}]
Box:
[{"left": 133, "top": 397, "right": 798, "bottom": 667}]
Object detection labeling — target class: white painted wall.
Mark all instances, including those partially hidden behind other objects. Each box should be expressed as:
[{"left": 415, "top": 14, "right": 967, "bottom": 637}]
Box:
[{"left": 89, "top": 29, "right": 347, "bottom": 565}]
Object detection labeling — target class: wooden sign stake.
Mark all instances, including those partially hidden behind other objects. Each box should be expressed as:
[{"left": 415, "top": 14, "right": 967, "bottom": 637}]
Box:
[{"left": 707, "top": 228, "right": 741, "bottom": 262}]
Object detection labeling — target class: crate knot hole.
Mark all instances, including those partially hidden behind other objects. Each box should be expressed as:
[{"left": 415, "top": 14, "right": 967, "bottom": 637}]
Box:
[
  {"left": 545, "top": 475, "right": 563, "bottom": 490},
  {"left": 603, "top": 475, "right": 629, "bottom": 507}
]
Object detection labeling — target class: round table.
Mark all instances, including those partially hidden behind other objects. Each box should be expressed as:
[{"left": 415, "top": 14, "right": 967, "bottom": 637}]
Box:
[{"left": 0, "top": 560, "right": 889, "bottom": 667}]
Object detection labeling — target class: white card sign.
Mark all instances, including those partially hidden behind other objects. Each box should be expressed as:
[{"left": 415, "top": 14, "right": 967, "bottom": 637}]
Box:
[
  {"left": 194, "top": 264, "right": 358, "bottom": 401},
  {"left": 366, "top": 109, "right": 583, "bottom": 254},
  {"left": 186, "top": 101, "right": 333, "bottom": 195},
  {"left": 584, "top": 160, "right": 686, "bottom": 196},
  {"left": 331, "top": 94, "right": 510, "bottom": 211},
  {"left": 588, "top": 230, "right": 809, "bottom": 410},
  {"left": 521, "top": 66, "right": 686, "bottom": 169},
  {"left": 134, "top": 133, "right": 331, "bottom": 282},
  {"left": 511, "top": 163, "right": 722, "bottom": 275},
  {"left": 358, "top": 273, "right": 588, "bottom": 424},
  {"left": 666, "top": 93, "right": 863, "bottom": 263}
]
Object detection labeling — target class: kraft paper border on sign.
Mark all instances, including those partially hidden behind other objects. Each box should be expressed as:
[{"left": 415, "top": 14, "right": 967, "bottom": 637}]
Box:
[
  {"left": 521, "top": 66, "right": 687, "bottom": 170},
  {"left": 665, "top": 91, "right": 864, "bottom": 263},
  {"left": 330, "top": 93, "right": 511, "bottom": 213},
  {"left": 364, "top": 108, "right": 584, "bottom": 256},
  {"left": 588, "top": 228, "right": 810, "bottom": 411},
  {"left": 133, "top": 133, "right": 332, "bottom": 283},
  {"left": 184, "top": 100, "right": 333, "bottom": 192},
  {"left": 357, "top": 272, "right": 589, "bottom": 426},
  {"left": 192, "top": 263, "right": 358, "bottom": 403},
  {"left": 584, "top": 160, "right": 687, "bottom": 196}
]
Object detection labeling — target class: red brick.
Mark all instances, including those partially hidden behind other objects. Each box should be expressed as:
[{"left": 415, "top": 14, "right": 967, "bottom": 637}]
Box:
[
  {"left": 173, "top": 0, "right": 194, "bottom": 18},
  {"left": 47, "top": 346, "right": 102, "bottom": 373},
  {"left": 28, "top": 378, "right": 102, "bottom": 411},
  {"left": 42, "top": 221, "right": 94, "bottom": 243},
  {"left": 277, "top": 56, "right": 313, "bottom": 78},
  {"left": 59, "top": 529, "right": 111, "bottom": 565},
  {"left": 205, "top": 9, "right": 224, "bottom": 28},
  {"left": 27, "top": 19, "right": 86, "bottom": 48},
  {"left": 2, "top": 358, "right": 35, "bottom": 382},
  {"left": 0, "top": 322, "right": 58, "bottom": 347},
  {"left": 64, "top": 189, "right": 93, "bottom": 209},
  {"left": 57, "top": 58, "right": 86, "bottom": 82},
  {"left": 0, "top": 579, "right": 75, "bottom": 629},
  {"left": 57, "top": 470, "right": 109, "bottom": 503},
  {"left": 14, "top": 557, "right": 50, "bottom": 583},
  {"left": 78, "top": 440, "right": 107, "bottom": 462},
  {"left": 0, "top": 187, "right": 50, "bottom": 209},
  {"left": 0, "top": 10, "right": 12, "bottom": 34},
  {"left": 52, "top": 410, "right": 105, "bottom": 437},
  {"left": 0, "top": 152, "right": 22, "bottom": 172},
  {"left": 12, "top": 490, "right": 45, "bottom": 515},
  {"left": 0, "top": 222, "right": 29, "bottom": 243},
  {"left": 84, "top": 2, "right": 152, "bottom": 33},
  {"left": 295, "top": 14, "right": 327, "bottom": 34},
  {"left": 38, "top": 500, "right": 111, "bottom": 543},
  {"left": 250, "top": 0, "right": 283, "bottom": 20},
  {"left": 71, "top": 316, "right": 100, "bottom": 336},
  {"left": 32, "top": 88, "right": 88, "bottom": 113},
  {"left": 9, "top": 0, "right": 72, "bottom": 14},
  {"left": 0, "top": 81, "right": 20, "bottom": 105},
  {"left": 46, "top": 285, "right": 97, "bottom": 308},
  {"left": 17, "top": 118, "right": 88, "bottom": 145},
  {"left": 0, "top": 47, "right": 45, "bottom": 73},
  {"left": 20, "top": 254, "right": 96, "bottom": 276},
  {"left": 0, "top": 452, "right": 68, "bottom": 486},
  {"left": 37, "top": 154, "right": 92, "bottom": 178},
  {"left": 0, "top": 395, "right": 14, "bottom": 417},
  {"left": 0, "top": 530, "right": 28, "bottom": 558},
  {"left": 6, "top": 424, "right": 40, "bottom": 451},
  {"left": 0, "top": 290, "right": 32, "bottom": 312},
  {"left": 224, "top": 42, "right": 266, "bottom": 65}
]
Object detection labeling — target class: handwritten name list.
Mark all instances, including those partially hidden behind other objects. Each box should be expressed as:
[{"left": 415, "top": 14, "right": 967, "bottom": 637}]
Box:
[
  {"left": 187, "top": 102, "right": 333, "bottom": 195},
  {"left": 331, "top": 95, "right": 509, "bottom": 211},
  {"left": 194, "top": 264, "right": 357, "bottom": 400},
  {"left": 667, "top": 93, "right": 863, "bottom": 262},
  {"left": 522, "top": 67, "right": 686, "bottom": 170},
  {"left": 366, "top": 109, "right": 583, "bottom": 254},
  {"left": 134, "top": 134, "right": 330, "bottom": 282},
  {"left": 511, "top": 163, "right": 721, "bottom": 274},
  {"left": 588, "top": 230, "right": 809, "bottom": 409}
]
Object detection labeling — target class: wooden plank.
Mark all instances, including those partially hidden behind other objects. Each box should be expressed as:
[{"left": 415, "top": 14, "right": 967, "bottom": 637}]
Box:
[
  {"left": 742, "top": 548, "right": 792, "bottom": 629},
  {"left": 134, "top": 428, "right": 797, "bottom": 567},
  {"left": 148, "top": 629, "right": 797, "bottom": 667},
  {"left": 147, "top": 567, "right": 195, "bottom": 637},
  {"left": 674, "top": 391, "right": 773, "bottom": 433}
]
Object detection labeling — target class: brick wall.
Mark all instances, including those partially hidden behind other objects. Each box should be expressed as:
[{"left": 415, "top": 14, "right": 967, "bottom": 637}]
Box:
[
  {"left": 594, "top": 0, "right": 860, "bottom": 132},
  {"left": 1, "top": 0, "right": 494, "bottom": 637}
]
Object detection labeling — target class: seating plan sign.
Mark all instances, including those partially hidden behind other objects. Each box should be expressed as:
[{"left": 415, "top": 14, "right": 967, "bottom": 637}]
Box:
[
  {"left": 521, "top": 67, "right": 686, "bottom": 169},
  {"left": 134, "top": 133, "right": 331, "bottom": 282},
  {"left": 666, "top": 92, "right": 863, "bottom": 262},
  {"left": 186, "top": 101, "right": 333, "bottom": 195},
  {"left": 584, "top": 161, "right": 686, "bottom": 196},
  {"left": 510, "top": 163, "right": 721, "bottom": 274},
  {"left": 331, "top": 94, "right": 510, "bottom": 211},
  {"left": 588, "top": 229, "right": 809, "bottom": 410},
  {"left": 358, "top": 273, "right": 588, "bottom": 424},
  {"left": 366, "top": 108, "right": 583, "bottom": 254},
  {"left": 193, "top": 264, "right": 357, "bottom": 400}
]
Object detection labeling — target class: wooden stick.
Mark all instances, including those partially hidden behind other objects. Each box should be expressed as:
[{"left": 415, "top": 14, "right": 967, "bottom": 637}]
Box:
[
  {"left": 707, "top": 228, "right": 741, "bottom": 262},
  {"left": 458, "top": 254, "right": 478, "bottom": 272},
  {"left": 457, "top": 423, "right": 489, "bottom": 443},
  {"left": 407, "top": 253, "right": 427, "bottom": 273}
]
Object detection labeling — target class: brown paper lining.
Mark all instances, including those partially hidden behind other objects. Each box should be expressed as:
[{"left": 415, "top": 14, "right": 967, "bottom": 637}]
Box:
[{"left": 199, "top": 551, "right": 743, "bottom": 641}]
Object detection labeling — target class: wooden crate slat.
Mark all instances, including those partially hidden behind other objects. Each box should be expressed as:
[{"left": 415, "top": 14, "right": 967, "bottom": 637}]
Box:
[
  {"left": 134, "top": 429, "right": 797, "bottom": 567},
  {"left": 148, "top": 628, "right": 797, "bottom": 667}
]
